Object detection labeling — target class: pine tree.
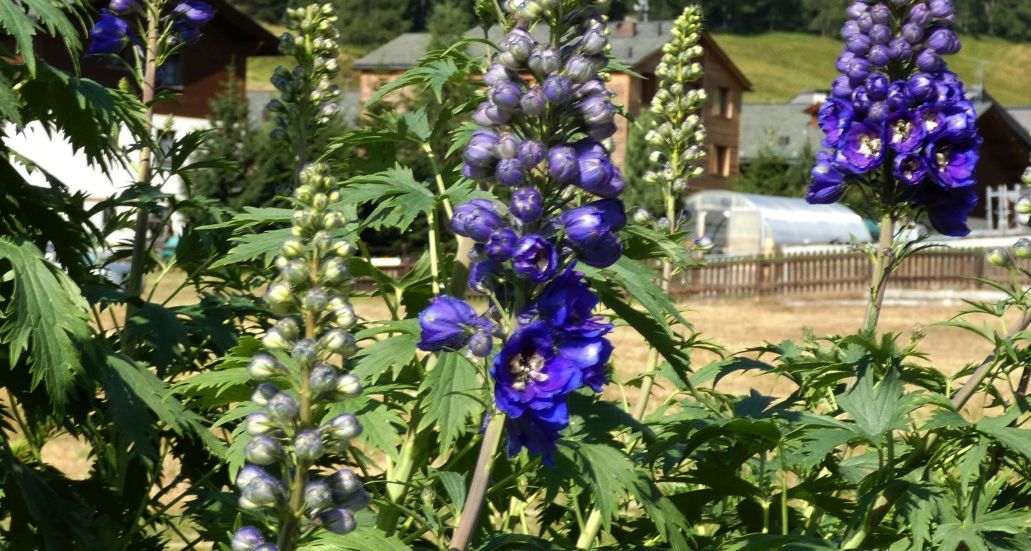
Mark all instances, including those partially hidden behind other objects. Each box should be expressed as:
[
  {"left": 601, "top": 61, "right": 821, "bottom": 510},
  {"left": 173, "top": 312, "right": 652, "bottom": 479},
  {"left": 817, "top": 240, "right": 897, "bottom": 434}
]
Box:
[
  {"left": 335, "top": 0, "right": 411, "bottom": 48},
  {"left": 427, "top": 0, "right": 474, "bottom": 50},
  {"left": 184, "top": 72, "right": 294, "bottom": 226}
]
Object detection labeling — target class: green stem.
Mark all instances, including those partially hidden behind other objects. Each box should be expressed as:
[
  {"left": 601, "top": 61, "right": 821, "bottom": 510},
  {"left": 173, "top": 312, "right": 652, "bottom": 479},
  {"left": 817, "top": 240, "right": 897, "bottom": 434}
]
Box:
[
  {"left": 449, "top": 411, "right": 506, "bottom": 551},
  {"left": 376, "top": 408, "right": 424, "bottom": 535},
  {"left": 122, "top": 0, "right": 161, "bottom": 352},
  {"left": 862, "top": 215, "right": 896, "bottom": 335}
]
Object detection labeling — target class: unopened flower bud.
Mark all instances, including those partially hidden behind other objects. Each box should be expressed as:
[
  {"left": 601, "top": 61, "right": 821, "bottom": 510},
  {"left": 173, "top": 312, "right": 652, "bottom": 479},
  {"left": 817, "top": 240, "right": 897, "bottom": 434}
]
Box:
[
  {"left": 295, "top": 429, "right": 325, "bottom": 462},
  {"left": 327, "top": 468, "right": 362, "bottom": 499},
  {"left": 245, "top": 435, "right": 283, "bottom": 465},
  {"left": 303, "top": 480, "right": 333, "bottom": 512},
  {"left": 321, "top": 258, "right": 351, "bottom": 284},
  {"left": 1014, "top": 238, "right": 1031, "bottom": 260},
  {"left": 319, "top": 329, "right": 356, "bottom": 356},
  {"left": 325, "top": 413, "right": 362, "bottom": 441},
  {"left": 292, "top": 338, "right": 318, "bottom": 366},
  {"left": 267, "top": 392, "right": 300, "bottom": 424},
  {"left": 320, "top": 508, "right": 356, "bottom": 535},
  {"left": 251, "top": 383, "right": 280, "bottom": 407},
  {"left": 302, "top": 287, "right": 329, "bottom": 312},
  {"left": 335, "top": 373, "right": 362, "bottom": 398},
  {"left": 231, "top": 526, "right": 266, "bottom": 551},
  {"left": 247, "top": 354, "right": 281, "bottom": 380},
  {"left": 986, "top": 247, "right": 1012, "bottom": 268},
  {"left": 246, "top": 412, "right": 276, "bottom": 435}
]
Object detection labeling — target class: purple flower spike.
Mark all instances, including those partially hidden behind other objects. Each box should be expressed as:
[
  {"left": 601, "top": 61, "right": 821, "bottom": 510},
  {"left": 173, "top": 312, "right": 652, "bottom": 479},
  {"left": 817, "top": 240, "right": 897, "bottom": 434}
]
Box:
[
  {"left": 517, "top": 140, "right": 546, "bottom": 169},
  {"left": 512, "top": 235, "right": 559, "bottom": 282},
  {"left": 574, "top": 140, "right": 623, "bottom": 198},
  {"left": 492, "top": 82, "right": 523, "bottom": 111},
  {"left": 520, "top": 87, "right": 547, "bottom": 117}
]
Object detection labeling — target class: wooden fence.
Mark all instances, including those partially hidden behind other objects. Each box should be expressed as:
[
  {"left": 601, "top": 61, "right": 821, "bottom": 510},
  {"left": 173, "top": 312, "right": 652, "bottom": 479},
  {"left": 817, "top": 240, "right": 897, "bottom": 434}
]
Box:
[
  {"left": 672, "top": 250, "right": 1018, "bottom": 297},
  {"left": 363, "top": 249, "right": 1021, "bottom": 298}
]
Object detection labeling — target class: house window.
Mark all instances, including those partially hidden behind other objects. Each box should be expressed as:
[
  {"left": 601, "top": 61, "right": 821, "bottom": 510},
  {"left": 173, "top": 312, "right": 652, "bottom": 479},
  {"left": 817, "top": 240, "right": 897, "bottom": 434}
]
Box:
[
  {"left": 713, "top": 145, "right": 730, "bottom": 177},
  {"left": 712, "top": 87, "right": 732, "bottom": 119},
  {"left": 778, "top": 136, "right": 791, "bottom": 147},
  {"left": 162, "top": 54, "right": 184, "bottom": 89}
]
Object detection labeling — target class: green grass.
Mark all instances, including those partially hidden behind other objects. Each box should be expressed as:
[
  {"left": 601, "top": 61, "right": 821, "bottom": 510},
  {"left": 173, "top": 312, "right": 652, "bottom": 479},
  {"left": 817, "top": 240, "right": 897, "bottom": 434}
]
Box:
[
  {"left": 711, "top": 32, "right": 1031, "bottom": 105},
  {"left": 246, "top": 43, "right": 370, "bottom": 92}
]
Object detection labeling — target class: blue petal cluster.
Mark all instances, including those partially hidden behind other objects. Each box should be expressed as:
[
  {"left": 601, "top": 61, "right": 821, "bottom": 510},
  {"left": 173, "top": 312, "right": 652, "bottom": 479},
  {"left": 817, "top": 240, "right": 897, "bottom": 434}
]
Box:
[
  {"left": 88, "top": 0, "right": 213, "bottom": 55},
  {"left": 419, "top": 5, "right": 623, "bottom": 462},
  {"left": 808, "top": 0, "right": 982, "bottom": 237}
]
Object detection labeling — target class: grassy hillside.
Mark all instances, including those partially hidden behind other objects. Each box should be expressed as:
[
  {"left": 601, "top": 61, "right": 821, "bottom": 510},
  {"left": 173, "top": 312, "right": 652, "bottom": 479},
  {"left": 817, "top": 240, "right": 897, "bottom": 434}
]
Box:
[{"left": 712, "top": 32, "right": 1031, "bottom": 105}]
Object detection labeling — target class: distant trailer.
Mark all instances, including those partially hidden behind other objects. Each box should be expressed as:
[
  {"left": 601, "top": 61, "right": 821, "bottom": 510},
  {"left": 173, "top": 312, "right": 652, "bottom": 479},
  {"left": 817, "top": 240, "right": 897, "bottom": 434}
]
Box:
[{"left": 685, "top": 190, "right": 872, "bottom": 257}]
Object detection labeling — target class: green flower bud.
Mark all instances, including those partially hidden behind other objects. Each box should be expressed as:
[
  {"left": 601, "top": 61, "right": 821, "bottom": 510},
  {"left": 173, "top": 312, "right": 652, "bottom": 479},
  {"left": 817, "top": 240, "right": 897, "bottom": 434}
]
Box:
[
  {"left": 319, "top": 329, "right": 356, "bottom": 356},
  {"left": 986, "top": 247, "right": 1012, "bottom": 268},
  {"left": 247, "top": 354, "right": 281, "bottom": 380},
  {"left": 251, "top": 383, "right": 280, "bottom": 407},
  {"left": 303, "top": 287, "right": 330, "bottom": 312},
  {"left": 324, "top": 413, "right": 362, "bottom": 442},
  {"left": 246, "top": 412, "right": 276, "bottom": 435},
  {"left": 1014, "top": 238, "right": 1031, "bottom": 259},
  {"left": 281, "top": 239, "right": 305, "bottom": 258},
  {"left": 262, "top": 328, "right": 292, "bottom": 351},
  {"left": 335, "top": 373, "right": 362, "bottom": 398},
  {"left": 245, "top": 435, "right": 283, "bottom": 465},
  {"left": 294, "top": 430, "right": 325, "bottom": 462}
]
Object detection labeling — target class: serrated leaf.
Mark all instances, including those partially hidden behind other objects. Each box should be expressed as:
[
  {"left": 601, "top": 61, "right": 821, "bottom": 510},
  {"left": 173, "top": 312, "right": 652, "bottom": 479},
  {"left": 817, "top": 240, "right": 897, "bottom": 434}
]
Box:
[
  {"left": 435, "top": 470, "right": 467, "bottom": 513},
  {"left": 557, "top": 441, "right": 636, "bottom": 530},
  {"left": 418, "top": 352, "right": 484, "bottom": 456},
  {"left": 836, "top": 367, "right": 911, "bottom": 441},
  {"left": 0, "top": 237, "right": 90, "bottom": 410},
  {"left": 211, "top": 227, "right": 293, "bottom": 268},
  {"left": 342, "top": 164, "right": 436, "bottom": 232}
]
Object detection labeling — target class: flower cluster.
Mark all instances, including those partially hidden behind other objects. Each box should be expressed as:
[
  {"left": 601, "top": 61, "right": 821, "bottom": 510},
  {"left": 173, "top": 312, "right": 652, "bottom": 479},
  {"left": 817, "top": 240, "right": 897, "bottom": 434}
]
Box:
[
  {"left": 808, "top": 0, "right": 982, "bottom": 237},
  {"left": 639, "top": 5, "right": 707, "bottom": 219},
  {"left": 88, "top": 0, "right": 213, "bottom": 55},
  {"left": 419, "top": 1, "right": 621, "bottom": 461},
  {"left": 231, "top": 162, "right": 368, "bottom": 551},
  {"left": 267, "top": 4, "right": 343, "bottom": 140}
]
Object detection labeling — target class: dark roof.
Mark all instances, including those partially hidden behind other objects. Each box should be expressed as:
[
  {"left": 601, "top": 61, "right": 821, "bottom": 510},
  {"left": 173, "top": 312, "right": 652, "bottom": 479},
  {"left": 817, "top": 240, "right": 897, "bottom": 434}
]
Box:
[
  {"left": 353, "top": 21, "right": 752, "bottom": 90},
  {"left": 209, "top": 0, "right": 280, "bottom": 56},
  {"left": 738, "top": 97, "right": 1021, "bottom": 161}
]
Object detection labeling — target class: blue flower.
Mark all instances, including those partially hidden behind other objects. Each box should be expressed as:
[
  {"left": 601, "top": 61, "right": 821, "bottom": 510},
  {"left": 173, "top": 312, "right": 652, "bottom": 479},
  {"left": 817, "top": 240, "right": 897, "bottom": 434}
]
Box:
[
  {"left": 504, "top": 403, "right": 567, "bottom": 464},
  {"left": 451, "top": 199, "right": 508, "bottom": 243},
  {"left": 574, "top": 140, "right": 624, "bottom": 198},
  {"left": 807, "top": 151, "right": 847, "bottom": 204},
  {"left": 88, "top": 11, "right": 129, "bottom": 55},
  {"left": 417, "top": 296, "right": 484, "bottom": 351},
  {"left": 491, "top": 323, "right": 583, "bottom": 416},
  {"left": 560, "top": 199, "right": 626, "bottom": 248},
  {"left": 924, "top": 133, "right": 980, "bottom": 189},
  {"left": 173, "top": 0, "right": 214, "bottom": 25},
  {"left": 512, "top": 234, "right": 559, "bottom": 283},
  {"left": 510, "top": 187, "right": 543, "bottom": 223},
  {"left": 818, "top": 99, "right": 854, "bottom": 148},
  {"left": 837, "top": 121, "right": 886, "bottom": 173},
  {"left": 533, "top": 269, "right": 611, "bottom": 339}
]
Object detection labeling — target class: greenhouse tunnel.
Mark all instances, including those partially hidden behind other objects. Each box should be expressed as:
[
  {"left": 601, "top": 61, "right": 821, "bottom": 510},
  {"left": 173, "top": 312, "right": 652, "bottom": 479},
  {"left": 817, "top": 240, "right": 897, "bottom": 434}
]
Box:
[{"left": 685, "top": 191, "right": 872, "bottom": 257}]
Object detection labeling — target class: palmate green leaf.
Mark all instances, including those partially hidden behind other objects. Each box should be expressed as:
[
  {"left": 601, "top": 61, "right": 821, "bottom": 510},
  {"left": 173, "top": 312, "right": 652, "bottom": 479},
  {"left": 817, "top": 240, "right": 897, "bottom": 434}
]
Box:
[
  {"left": 101, "top": 353, "right": 227, "bottom": 458},
  {"left": 0, "top": 0, "right": 39, "bottom": 74},
  {"left": 302, "top": 526, "right": 413, "bottom": 550},
  {"left": 479, "top": 534, "right": 567, "bottom": 551},
  {"left": 351, "top": 319, "right": 420, "bottom": 383},
  {"left": 976, "top": 412, "right": 1031, "bottom": 460},
  {"left": 0, "top": 68, "right": 22, "bottom": 123},
  {"left": 210, "top": 227, "right": 293, "bottom": 268},
  {"left": 557, "top": 441, "right": 635, "bottom": 530},
  {"left": 435, "top": 469, "right": 467, "bottom": 513},
  {"left": 342, "top": 164, "right": 436, "bottom": 232},
  {"left": 836, "top": 367, "right": 912, "bottom": 441},
  {"left": 418, "top": 351, "right": 485, "bottom": 456},
  {"left": 0, "top": 237, "right": 90, "bottom": 411},
  {"left": 326, "top": 395, "right": 403, "bottom": 461}
]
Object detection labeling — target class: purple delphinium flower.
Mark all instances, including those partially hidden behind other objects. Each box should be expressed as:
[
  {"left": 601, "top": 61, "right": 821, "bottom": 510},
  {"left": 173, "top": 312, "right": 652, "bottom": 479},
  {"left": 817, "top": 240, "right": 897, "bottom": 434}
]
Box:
[
  {"left": 109, "top": 0, "right": 134, "bottom": 14},
  {"left": 87, "top": 11, "right": 129, "bottom": 55},
  {"left": 421, "top": 7, "right": 626, "bottom": 460},
  {"left": 417, "top": 296, "right": 484, "bottom": 351},
  {"left": 808, "top": 0, "right": 981, "bottom": 236},
  {"left": 512, "top": 235, "right": 560, "bottom": 282},
  {"left": 173, "top": 0, "right": 214, "bottom": 24}
]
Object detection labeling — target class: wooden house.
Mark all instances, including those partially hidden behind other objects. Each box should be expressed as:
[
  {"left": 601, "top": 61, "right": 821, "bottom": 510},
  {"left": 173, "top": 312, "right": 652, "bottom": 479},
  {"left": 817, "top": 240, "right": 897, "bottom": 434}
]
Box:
[{"left": 34, "top": 0, "right": 279, "bottom": 119}]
